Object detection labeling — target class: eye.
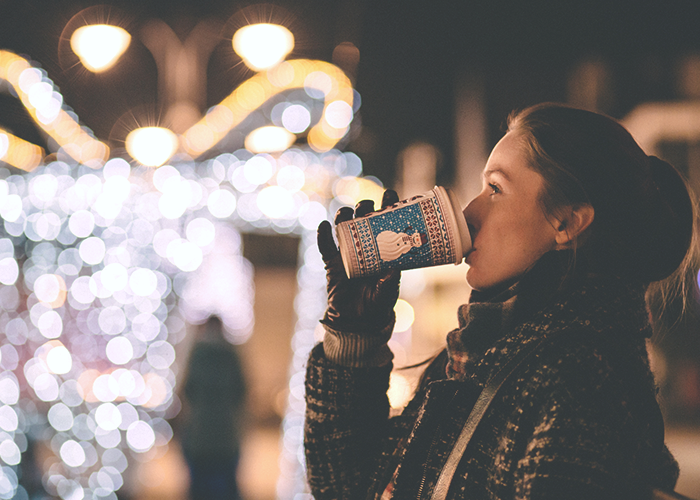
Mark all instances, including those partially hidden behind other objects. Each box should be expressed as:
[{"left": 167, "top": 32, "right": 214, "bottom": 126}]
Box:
[{"left": 488, "top": 183, "right": 501, "bottom": 195}]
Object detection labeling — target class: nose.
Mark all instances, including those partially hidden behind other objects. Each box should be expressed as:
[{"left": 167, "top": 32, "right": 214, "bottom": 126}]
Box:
[
  {"left": 462, "top": 196, "right": 480, "bottom": 226},
  {"left": 462, "top": 196, "right": 482, "bottom": 241}
]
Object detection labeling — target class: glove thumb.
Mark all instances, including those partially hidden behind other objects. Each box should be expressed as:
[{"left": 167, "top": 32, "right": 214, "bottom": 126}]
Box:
[{"left": 317, "top": 220, "right": 339, "bottom": 264}]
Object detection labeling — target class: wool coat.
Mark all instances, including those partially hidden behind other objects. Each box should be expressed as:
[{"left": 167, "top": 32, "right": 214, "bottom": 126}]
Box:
[{"left": 304, "top": 254, "right": 680, "bottom": 499}]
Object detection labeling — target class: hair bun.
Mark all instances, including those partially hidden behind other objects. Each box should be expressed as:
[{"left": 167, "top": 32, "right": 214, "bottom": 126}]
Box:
[{"left": 643, "top": 156, "right": 694, "bottom": 281}]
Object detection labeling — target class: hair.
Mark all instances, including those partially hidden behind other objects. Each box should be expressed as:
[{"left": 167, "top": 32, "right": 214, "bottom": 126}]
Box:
[{"left": 506, "top": 103, "right": 699, "bottom": 315}]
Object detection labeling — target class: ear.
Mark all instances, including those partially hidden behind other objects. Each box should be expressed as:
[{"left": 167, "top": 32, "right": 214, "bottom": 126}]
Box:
[{"left": 553, "top": 204, "right": 594, "bottom": 249}]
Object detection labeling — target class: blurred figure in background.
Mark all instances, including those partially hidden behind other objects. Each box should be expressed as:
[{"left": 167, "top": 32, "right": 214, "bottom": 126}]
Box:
[{"left": 180, "top": 316, "right": 248, "bottom": 500}]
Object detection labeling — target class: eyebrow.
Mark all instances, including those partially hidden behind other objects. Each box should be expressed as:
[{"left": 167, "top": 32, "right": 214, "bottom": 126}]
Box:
[{"left": 483, "top": 167, "right": 511, "bottom": 181}]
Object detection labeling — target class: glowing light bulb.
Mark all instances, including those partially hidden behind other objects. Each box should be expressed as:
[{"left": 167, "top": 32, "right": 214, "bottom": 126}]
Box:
[
  {"left": 244, "top": 126, "right": 295, "bottom": 153},
  {"left": 233, "top": 24, "right": 294, "bottom": 71},
  {"left": 125, "top": 127, "right": 178, "bottom": 167},
  {"left": 70, "top": 25, "right": 131, "bottom": 73}
]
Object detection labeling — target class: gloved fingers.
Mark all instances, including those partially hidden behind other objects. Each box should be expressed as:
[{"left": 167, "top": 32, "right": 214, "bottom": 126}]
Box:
[
  {"left": 334, "top": 206, "right": 354, "bottom": 225},
  {"left": 354, "top": 199, "right": 375, "bottom": 218},
  {"left": 375, "top": 269, "right": 401, "bottom": 298},
  {"left": 381, "top": 189, "right": 399, "bottom": 209},
  {"left": 317, "top": 220, "right": 339, "bottom": 263}
]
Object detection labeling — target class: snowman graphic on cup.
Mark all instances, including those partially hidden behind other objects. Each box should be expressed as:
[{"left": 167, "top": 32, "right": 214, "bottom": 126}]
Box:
[{"left": 376, "top": 228, "right": 428, "bottom": 262}]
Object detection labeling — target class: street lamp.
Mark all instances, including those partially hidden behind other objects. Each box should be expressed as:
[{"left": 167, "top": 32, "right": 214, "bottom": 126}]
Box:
[
  {"left": 69, "top": 18, "right": 300, "bottom": 159},
  {"left": 65, "top": 12, "right": 354, "bottom": 161},
  {"left": 125, "top": 126, "right": 179, "bottom": 167},
  {"left": 232, "top": 23, "right": 294, "bottom": 71},
  {"left": 70, "top": 24, "right": 131, "bottom": 73}
]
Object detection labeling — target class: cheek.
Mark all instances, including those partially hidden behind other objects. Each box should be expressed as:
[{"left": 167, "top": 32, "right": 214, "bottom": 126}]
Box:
[
  {"left": 506, "top": 213, "right": 556, "bottom": 258},
  {"left": 467, "top": 214, "right": 556, "bottom": 290}
]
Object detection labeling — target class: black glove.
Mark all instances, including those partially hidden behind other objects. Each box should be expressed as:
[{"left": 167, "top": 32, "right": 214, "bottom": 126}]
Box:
[{"left": 317, "top": 190, "right": 401, "bottom": 333}]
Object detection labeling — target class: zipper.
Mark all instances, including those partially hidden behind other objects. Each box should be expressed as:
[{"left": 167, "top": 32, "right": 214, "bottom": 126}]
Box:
[
  {"left": 415, "top": 428, "right": 441, "bottom": 499},
  {"left": 415, "top": 387, "right": 460, "bottom": 499}
]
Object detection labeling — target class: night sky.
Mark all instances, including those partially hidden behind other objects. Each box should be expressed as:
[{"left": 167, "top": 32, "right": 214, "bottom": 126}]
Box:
[{"left": 2, "top": 0, "right": 700, "bottom": 185}]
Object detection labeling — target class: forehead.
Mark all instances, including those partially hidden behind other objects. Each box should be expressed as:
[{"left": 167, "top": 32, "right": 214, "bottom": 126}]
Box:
[{"left": 483, "top": 132, "right": 536, "bottom": 180}]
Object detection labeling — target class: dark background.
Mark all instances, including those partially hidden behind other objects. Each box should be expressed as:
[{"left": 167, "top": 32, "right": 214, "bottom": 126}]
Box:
[{"left": 2, "top": 0, "right": 700, "bottom": 186}]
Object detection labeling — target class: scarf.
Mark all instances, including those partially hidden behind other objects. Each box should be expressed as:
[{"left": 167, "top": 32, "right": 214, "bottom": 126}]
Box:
[{"left": 445, "top": 250, "right": 578, "bottom": 381}]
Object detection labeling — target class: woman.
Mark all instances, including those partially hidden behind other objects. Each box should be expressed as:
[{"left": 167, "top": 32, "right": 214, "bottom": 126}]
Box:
[
  {"left": 180, "top": 316, "right": 247, "bottom": 500},
  {"left": 304, "top": 103, "right": 697, "bottom": 499}
]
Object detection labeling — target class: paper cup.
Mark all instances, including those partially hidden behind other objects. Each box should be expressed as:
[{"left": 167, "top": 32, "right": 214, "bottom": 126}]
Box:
[{"left": 336, "top": 186, "right": 471, "bottom": 278}]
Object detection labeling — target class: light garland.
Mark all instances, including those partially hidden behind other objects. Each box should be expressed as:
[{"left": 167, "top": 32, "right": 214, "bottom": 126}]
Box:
[
  {"left": 0, "top": 51, "right": 109, "bottom": 168},
  {"left": 0, "top": 128, "right": 43, "bottom": 172}
]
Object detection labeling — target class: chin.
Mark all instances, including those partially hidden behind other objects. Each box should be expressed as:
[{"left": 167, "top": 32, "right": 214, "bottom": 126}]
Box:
[
  {"left": 465, "top": 269, "right": 482, "bottom": 291},
  {"left": 466, "top": 269, "right": 512, "bottom": 293}
]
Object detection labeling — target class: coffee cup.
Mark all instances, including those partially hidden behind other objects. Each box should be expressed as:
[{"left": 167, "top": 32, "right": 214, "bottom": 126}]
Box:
[{"left": 336, "top": 186, "right": 471, "bottom": 278}]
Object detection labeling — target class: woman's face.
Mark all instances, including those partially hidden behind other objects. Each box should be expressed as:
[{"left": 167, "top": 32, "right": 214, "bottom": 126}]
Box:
[{"left": 462, "top": 131, "right": 560, "bottom": 291}]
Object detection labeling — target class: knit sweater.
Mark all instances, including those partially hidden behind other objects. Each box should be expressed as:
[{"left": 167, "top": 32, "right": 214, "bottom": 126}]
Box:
[{"left": 304, "top": 254, "right": 679, "bottom": 499}]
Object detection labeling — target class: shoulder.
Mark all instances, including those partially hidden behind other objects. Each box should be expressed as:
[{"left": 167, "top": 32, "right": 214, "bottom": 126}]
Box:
[
  {"left": 516, "top": 274, "right": 654, "bottom": 393},
  {"left": 513, "top": 326, "right": 657, "bottom": 424}
]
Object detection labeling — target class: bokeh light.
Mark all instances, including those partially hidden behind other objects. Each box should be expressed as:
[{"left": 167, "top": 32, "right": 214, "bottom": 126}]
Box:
[
  {"left": 334, "top": 176, "right": 385, "bottom": 207},
  {"left": 257, "top": 185, "right": 294, "bottom": 219},
  {"left": 60, "top": 440, "right": 86, "bottom": 468},
  {"left": 324, "top": 100, "right": 354, "bottom": 129},
  {"left": 244, "top": 126, "right": 296, "bottom": 153},
  {"left": 127, "top": 420, "right": 155, "bottom": 453},
  {"left": 46, "top": 342, "right": 73, "bottom": 374},
  {"left": 281, "top": 104, "right": 311, "bottom": 133},
  {"left": 387, "top": 372, "right": 412, "bottom": 410},
  {"left": 0, "top": 258, "right": 18, "bottom": 285},
  {"left": 394, "top": 299, "right": 416, "bottom": 333}
]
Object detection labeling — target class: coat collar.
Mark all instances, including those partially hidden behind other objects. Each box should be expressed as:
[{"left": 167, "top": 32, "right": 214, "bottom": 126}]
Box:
[{"left": 446, "top": 251, "right": 649, "bottom": 384}]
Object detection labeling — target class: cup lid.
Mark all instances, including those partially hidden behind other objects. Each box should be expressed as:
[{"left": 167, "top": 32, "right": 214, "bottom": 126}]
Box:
[{"left": 436, "top": 186, "right": 471, "bottom": 261}]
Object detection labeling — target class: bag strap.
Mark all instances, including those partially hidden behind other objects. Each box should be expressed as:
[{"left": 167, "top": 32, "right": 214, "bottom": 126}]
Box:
[{"left": 430, "top": 334, "right": 553, "bottom": 500}]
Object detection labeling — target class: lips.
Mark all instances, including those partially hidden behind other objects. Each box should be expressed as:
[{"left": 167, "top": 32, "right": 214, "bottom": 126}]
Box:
[
  {"left": 465, "top": 223, "right": 477, "bottom": 258},
  {"left": 465, "top": 250, "right": 475, "bottom": 266}
]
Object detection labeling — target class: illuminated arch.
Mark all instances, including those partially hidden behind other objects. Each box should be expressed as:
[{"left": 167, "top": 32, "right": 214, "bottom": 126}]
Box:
[{"left": 182, "top": 59, "right": 355, "bottom": 157}]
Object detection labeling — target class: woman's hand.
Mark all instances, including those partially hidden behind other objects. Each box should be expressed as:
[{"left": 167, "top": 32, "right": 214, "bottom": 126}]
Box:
[{"left": 317, "top": 190, "right": 401, "bottom": 333}]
